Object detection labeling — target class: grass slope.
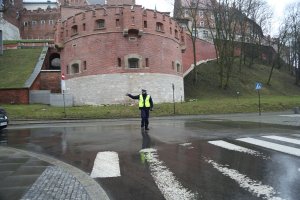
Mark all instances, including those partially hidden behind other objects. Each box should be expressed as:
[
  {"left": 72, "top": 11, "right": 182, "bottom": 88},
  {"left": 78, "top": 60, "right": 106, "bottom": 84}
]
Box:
[
  {"left": 1, "top": 54, "right": 300, "bottom": 120},
  {"left": 0, "top": 48, "right": 42, "bottom": 88},
  {"left": 184, "top": 59, "right": 300, "bottom": 99}
]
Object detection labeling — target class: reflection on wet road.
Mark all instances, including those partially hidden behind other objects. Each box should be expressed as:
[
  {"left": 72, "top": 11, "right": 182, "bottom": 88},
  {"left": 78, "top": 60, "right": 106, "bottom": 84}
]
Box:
[{"left": 1, "top": 118, "right": 300, "bottom": 200}]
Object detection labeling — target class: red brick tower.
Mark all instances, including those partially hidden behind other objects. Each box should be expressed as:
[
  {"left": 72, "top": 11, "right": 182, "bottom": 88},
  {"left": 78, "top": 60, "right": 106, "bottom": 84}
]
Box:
[{"left": 55, "top": 4, "right": 187, "bottom": 105}]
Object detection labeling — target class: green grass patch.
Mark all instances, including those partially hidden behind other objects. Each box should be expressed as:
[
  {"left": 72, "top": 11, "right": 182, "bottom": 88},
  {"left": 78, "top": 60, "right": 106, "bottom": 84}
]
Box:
[
  {"left": 1, "top": 95, "right": 299, "bottom": 120},
  {"left": 185, "top": 59, "right": 300, "bottom": 99},
  {"left": 3, "top": 40, "right": 53, "bottom": 45},
  {"left": 0, "top": 48, "right": 42, "bottom": 88}
]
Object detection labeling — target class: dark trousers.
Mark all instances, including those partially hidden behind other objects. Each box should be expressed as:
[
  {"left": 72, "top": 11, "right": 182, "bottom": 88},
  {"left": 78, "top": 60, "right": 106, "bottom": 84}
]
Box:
[{"left": 140, "top": 108, "right": 150, "bottom": 128}]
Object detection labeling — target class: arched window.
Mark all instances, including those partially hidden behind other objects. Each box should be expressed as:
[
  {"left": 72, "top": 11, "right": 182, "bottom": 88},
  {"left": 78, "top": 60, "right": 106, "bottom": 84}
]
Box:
[
  {"left": 175, "top": 29, "right": 178, "bottom": 39},
  {"left": 176, "top": 63, "right": 181, "bottom": 73},
  {"left": 49, "top": 53, "right": 60, "bottom": 70},
  {"left": 83, "top": 61, "right": 87, "bottom": 70},
  {"left": 95, "top": 19, "right": 105, "bottom": 29},
  {"left": 156, "top": 22, "right": 164, "bottom": 32},
  {"left": 145, "top": 58, "right": 149, "bottom": 67},
  {"left": 71, "top": 63, "right": 80, "bottom": 74},
  {"left": 125, "top": 54, "right": 142, "bottom": 69},
  {"left": 118, "top": 58, "right": 121, "bottom": 67},
  {"left": 71, "top": 25, "right": 78, "bottom": 35},
  {"left": 128, "top": 58, "right": 139, "bottom": 68}
]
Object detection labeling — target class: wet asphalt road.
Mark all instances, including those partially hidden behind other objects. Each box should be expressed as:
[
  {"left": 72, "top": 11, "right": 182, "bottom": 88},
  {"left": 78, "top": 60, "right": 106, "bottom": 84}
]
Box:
[{"left": 1, "top": 115, "right": 300, "bottom": 200}]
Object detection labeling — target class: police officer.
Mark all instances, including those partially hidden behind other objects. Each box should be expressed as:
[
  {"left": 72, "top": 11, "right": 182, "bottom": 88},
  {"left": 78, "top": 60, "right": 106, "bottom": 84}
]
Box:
[{"left": 126, "top": 89, "right": 153, "bottom": 130}]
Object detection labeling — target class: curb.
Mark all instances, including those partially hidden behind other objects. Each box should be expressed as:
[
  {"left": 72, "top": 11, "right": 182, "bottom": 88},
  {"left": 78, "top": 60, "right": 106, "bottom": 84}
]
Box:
[{"left": 0, "top": 146, "right": 110, "bottom": 200}]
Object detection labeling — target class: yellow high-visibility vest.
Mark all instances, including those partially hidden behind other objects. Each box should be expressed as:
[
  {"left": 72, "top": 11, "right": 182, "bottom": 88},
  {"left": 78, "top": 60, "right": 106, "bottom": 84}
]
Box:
[{"left": 139, "top": 94, "right": 150, "bottom": 108}]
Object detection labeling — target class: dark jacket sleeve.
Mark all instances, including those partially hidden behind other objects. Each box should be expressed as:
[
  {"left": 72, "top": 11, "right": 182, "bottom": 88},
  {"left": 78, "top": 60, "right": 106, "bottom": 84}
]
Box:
[
  {"left": 149, "top": 96, "right": 154, "bottom": 109},
  {"left": 127, "top": 94, "right": 140, "bottom": 100}
]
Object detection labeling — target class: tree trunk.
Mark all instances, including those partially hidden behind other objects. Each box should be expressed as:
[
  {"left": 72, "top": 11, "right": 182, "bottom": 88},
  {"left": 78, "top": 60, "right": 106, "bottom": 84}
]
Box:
[
  {"left": 267, "top": 58, "right": 276, "bottom": 85},
  {"left": 192, "top": 37, "right": 197, "bottom": 85}
]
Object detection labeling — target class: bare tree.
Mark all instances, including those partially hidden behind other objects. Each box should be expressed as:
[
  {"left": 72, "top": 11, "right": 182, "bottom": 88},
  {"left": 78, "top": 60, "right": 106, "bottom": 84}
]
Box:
[
  {"left": 174, "top": 0, "right": 205, "bottom": 84},
  {"left": 285, "top": 3, "right": 300, "bottom": 85},
  {"left": 205, "top": 0, "right": 241, "bottom": 89},
  {"left": 235, "top": 0, "right": 252, "bottom": 69},
  {"left": 247, "top": 0, "right": 271, "bottom": 67},
  {"left": 267, "top": 22, "right": 289, "bottom": 85}
]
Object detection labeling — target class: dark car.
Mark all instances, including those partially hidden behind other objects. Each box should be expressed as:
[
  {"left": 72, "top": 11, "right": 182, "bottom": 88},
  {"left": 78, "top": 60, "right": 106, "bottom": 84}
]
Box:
[{"left": 0, "top": 108, "right": 8, "bottom": 130}]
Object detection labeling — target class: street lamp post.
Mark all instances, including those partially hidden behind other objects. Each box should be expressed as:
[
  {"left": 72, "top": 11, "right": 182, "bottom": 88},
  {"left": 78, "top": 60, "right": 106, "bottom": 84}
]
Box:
[{"left": 172, "top": 83, "right": 175, "bottom": 114}]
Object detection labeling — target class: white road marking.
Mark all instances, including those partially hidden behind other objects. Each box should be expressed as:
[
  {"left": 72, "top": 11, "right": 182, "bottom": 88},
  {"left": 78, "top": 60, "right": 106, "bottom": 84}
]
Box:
[
  {"left": 293, "top": 134, "right": 300, "bottom": 137},
  {"left": 179, "top": 143, "right": 194, "bottom": 149},
  {"left": 140, "top": 148, "right": 197, "bottom": 200},
  {"left": 208, "top": 140, "right": 267, "bottom": 158},
  {"left": 279, "top": 114, "right": 300, "bottom": 117},
  {"left": 179, "top": 143, "right": 192, "bottom": 147},
  {"left": 262, "top": 135, "right": 300, "bottom": 145},
  {"left": 237, "top": 138, "right": 300, "bottom": 157},
  {"left": 204, "top": 158, "right": 285, "bottom": 200},
  {"left": 90, "top": 151, "right": 121, "bottom": 178}
]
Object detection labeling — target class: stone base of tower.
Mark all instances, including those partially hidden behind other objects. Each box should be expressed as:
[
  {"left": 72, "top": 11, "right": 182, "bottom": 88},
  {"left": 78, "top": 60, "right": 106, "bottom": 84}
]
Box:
[{"left": 66, "top": 73, "right": 184, "bottom": 105}]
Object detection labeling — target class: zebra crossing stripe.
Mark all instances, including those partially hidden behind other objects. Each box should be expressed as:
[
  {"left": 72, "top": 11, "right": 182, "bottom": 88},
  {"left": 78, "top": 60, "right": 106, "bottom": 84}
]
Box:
[
  {"left": 208, "top": 140, "right": 267, "bottom": 158},
  {"left": 237, "top": 138, "right": 300, "bottom": 157},
  {"left": 204, "top": 158, "right": 284, "bottom": 200},
  {"left": 140, "top": 148, "right": 197, "bottom": 200},
  {"left": 262, "top": 135, "right": 300, "bottom": 145},
  {"left": 279, "top": 114, "right": 300, "bottom": 117},
  {"left": 90, "top": 151, "right": 121, "bottom": 178}
]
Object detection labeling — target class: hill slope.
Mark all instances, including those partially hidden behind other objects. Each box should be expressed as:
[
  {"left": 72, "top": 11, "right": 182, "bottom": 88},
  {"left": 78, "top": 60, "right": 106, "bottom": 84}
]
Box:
[
  {"left": 0, "top": 48, "right": 42, "bottom": 88},
  {"left": 184, "top": 60, "right": 300, "bottom": 99}
]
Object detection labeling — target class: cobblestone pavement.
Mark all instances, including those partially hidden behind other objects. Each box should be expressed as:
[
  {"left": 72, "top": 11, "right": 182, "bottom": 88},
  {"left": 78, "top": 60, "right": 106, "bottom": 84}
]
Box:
[
  {"left": 21, "top": 166, "right": 91, "bottom": 200},
  {"left": 0, "top": 146, "right": 109, "bottom": 200}
]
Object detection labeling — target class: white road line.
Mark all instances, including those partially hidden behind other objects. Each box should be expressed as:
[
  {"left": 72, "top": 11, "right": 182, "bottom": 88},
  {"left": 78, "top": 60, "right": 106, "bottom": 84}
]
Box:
[
  {"left": 140, "top": 148, "right": 197, "bottom": 200},
  {"left": 90, "top": 151, "right": 121, "bottom": 178},
  {"left": 179, "top": 143, "right": 192, "bottom": 147},
  {"left": 179, "top": 143, "right": 194, "bottom": 149},
  {"left": 279, "top": 114, "right": 300, "bottom": 117},
  {"left": 293, "top": 134, "right": 300, "bottom": 138},
  {"left": 204, "top": 158, "right": 285, "bottom": 200},
  {"left": 237, "top": 138, "right": 300, "bottom": 157},
  {"left": 262, "top": 135, "right": 300, "bottom": 145},
  {"left": 208, "top": 140, "right": 267, "bottom": 159}
]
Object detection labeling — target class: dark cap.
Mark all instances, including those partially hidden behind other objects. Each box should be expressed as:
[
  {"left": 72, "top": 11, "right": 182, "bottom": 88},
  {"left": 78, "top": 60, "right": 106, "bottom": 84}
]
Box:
[{"left": 141, "top": 89, "right": 147, "bottom": 92}]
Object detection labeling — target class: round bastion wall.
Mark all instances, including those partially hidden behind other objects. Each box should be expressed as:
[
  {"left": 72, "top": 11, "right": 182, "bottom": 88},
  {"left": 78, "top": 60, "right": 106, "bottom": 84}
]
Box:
[
  {"left": 56, "top": 5, "right": 186, "bottom": 105},
  {"left": 65, "top": 73, "right": 184, "bottom": 105}
]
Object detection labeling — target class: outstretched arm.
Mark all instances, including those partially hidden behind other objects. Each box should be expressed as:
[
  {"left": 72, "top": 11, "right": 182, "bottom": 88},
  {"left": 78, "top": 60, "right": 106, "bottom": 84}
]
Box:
[{"left": 126, "top": 93, "right": 140, "bottom": 100}]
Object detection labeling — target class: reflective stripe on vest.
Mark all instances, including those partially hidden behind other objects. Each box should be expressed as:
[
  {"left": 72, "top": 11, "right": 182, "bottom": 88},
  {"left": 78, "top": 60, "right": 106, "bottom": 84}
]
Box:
[{"left": 139, "top": 94, "right": 150, "bottom": 108}]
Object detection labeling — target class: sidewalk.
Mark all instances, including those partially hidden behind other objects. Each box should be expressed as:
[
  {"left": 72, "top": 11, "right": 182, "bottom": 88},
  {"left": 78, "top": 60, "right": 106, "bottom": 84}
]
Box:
[
  {"left": 1, "top": 111, "right": 299, "bottom": 200},
  {"left": 0, "top": 146, "right": 110, "bottom": 200}
]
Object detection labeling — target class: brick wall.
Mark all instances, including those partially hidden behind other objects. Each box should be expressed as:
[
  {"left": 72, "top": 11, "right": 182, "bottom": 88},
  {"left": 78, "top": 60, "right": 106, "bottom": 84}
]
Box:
[
  {"left": 0, "top": 89, "right": 29, "bottom": 104},
  {"left": 28, "top": 71, "right": 61, "bottom": 93},
  {"left": 57, "top": 5, "right": 186, "bottom": 80},
  {"left": 182, "top": 36, "right": 217, "bottom": 73},
  {"left": 40, "top": 71, "right": 61, "bottom": 93},
  {"left": 19, "top": 9, "right": 60, "bottom": 39}
]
